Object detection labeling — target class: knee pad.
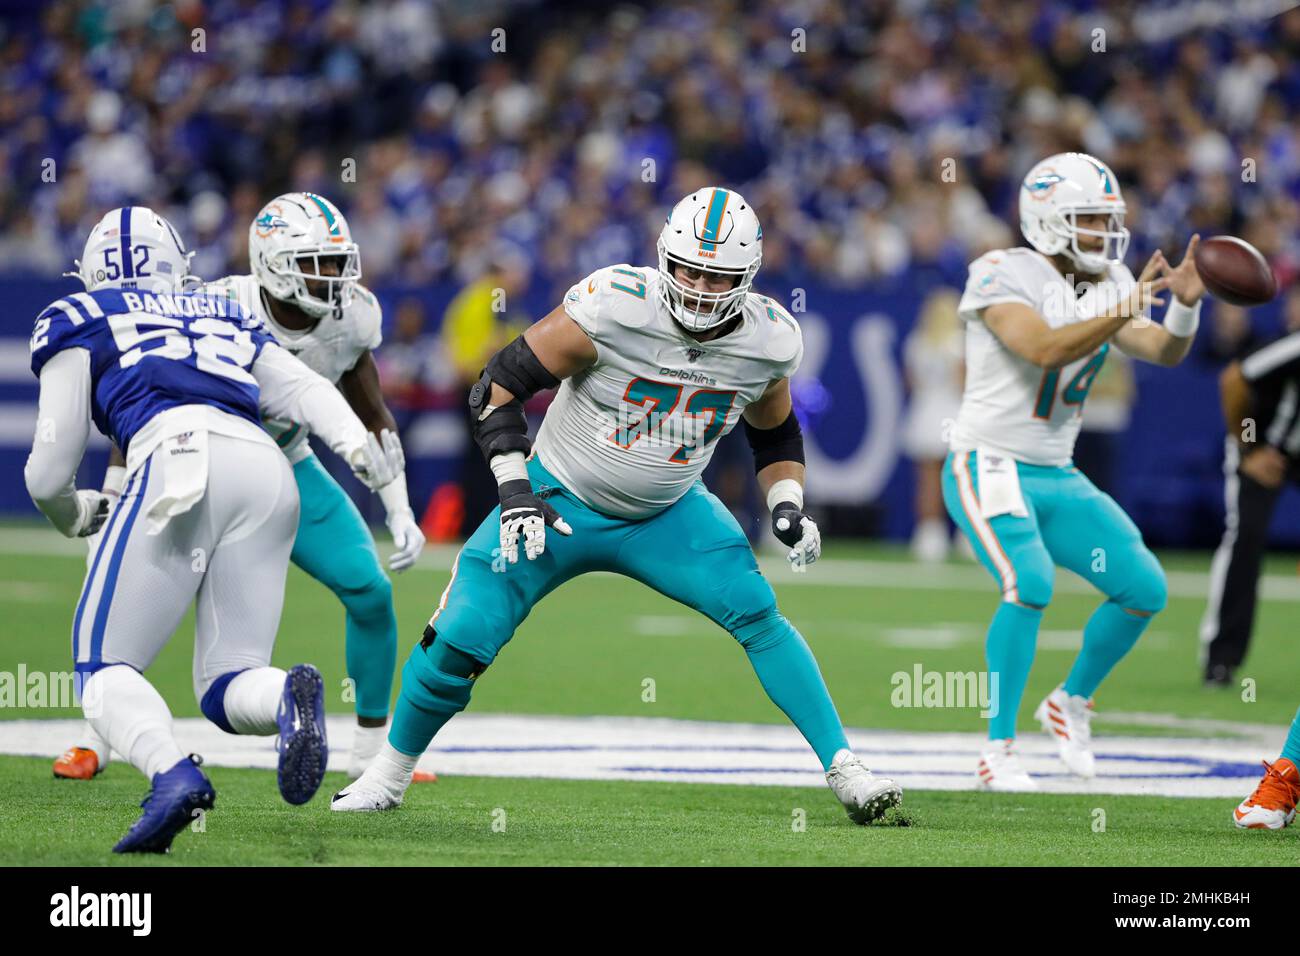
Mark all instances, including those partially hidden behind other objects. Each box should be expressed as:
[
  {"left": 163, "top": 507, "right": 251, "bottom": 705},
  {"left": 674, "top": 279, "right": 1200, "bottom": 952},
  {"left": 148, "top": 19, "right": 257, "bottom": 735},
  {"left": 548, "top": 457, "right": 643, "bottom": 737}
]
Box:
[
  {"left": 399, "top": 626, "right": 486, "bottom": 720},
  {"left": 1010, "top": 558, "right": 1054, "bottom": 610},
  {"left": 1120, "top": 552, "right": 1168, "bottom": 615},
  {"left": 732, "top": 607, "right": 792, "bottom": 653},
  {"left": 342, "top": 571, "right": 395, "bottom": 626},
  {"left": 713, "top": 566, "right": 778, "bottom": 634},
  {"left": 198, "top": 668, "right": 246, "bottom": 734}
]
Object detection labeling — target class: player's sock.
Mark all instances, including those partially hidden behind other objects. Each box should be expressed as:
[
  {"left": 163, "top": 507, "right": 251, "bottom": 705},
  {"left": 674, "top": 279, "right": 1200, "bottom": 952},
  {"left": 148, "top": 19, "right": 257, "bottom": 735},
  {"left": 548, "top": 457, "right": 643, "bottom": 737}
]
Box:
[
  {"left": 349, "top": 722, "right": 387, "bottom": 777},
  {"left": 341, "top": 576, "right": 398, "bottom": 721},
  {"left": 986, "top": 601, "right": 1042, "bottom": 740},
  {"left": 84, "top": 665, "right": 185, "bottom": 779},
  {"left": 387, "top": 638, "right": 476, "bottom": 756},
  {"left": 218, "top": 667, "right": 289, "bottom": 735},
  {"left": 1281, "top": 706, "right": 1300, "bottom": 766},
  {"left": 733, "top": 609, "right": 848, "bottom": 770},
  {"left": 1062, "top": 600, "right": 1151, "bottom": 699},
  {"left": 74, "top": 719, "right": 112, "bottom": 767}
]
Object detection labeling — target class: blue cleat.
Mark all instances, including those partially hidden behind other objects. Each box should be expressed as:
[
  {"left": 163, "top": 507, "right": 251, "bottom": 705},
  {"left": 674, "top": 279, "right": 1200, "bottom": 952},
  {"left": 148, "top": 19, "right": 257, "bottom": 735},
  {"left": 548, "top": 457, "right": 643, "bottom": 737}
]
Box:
[
  {"left": 276, "top": 664, "right": 328, "bottom": 805},
  {"left": 113, "top": 754, "right": 215, "bottom": 854}
]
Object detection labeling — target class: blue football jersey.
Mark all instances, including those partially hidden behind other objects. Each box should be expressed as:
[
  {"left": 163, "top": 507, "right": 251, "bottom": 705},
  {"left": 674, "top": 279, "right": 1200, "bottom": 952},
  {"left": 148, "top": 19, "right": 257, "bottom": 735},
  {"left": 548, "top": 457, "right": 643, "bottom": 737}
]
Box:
[{"left": 29, "top": 288, "right": 277, "bottom": 452}]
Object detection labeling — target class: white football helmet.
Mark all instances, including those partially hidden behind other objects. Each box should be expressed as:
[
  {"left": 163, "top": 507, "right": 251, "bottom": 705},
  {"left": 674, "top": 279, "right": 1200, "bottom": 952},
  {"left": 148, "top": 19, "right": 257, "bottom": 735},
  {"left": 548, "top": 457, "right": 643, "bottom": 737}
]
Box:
[
  {"left": 1020, "top": 152, "right": 1129, "bottom": 273},
  {"left": 249, "top": 192, "right": 361, "bottom": 320},
  {"left": 657, "top": 187, "right": 762, "bottom": 331},
  {"left": 70, "top": 206, "right": 193, "bottom": 294}
]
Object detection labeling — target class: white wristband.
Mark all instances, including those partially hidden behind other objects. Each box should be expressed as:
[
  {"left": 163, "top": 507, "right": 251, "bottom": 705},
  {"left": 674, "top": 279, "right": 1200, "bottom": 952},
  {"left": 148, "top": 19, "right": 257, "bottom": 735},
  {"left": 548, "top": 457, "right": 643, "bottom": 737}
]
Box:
[
  {"left": 766, "top": 478, "right": 804, "bottom": 513},
  {"left": 1164, "top": 298, "right": 1201, "bottom": 338},
  {"left": 103, "top": 464, "right": 126, "bottom": 497},
  {"left": 490, "top": 450, "right": 529, "bottom": 486},
  {"left": 378, "top": 471, "right": 412, "bottom": 520}
]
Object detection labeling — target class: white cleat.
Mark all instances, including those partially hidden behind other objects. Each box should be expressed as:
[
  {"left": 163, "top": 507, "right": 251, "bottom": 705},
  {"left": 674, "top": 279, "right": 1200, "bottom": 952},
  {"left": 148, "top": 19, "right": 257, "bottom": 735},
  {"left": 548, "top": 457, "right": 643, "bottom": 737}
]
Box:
[
  {"left": 976, "top": 739, "right": 1038, "bottom": 791},
  {"left": 331, "top": 762, "right": 409, "bottom": 812},
  {"left": 1035, "top": 686, "right": 1096, "bottom": 778},
  {"left": 825, "top": 749, "right": 902, "bottom": 824}
]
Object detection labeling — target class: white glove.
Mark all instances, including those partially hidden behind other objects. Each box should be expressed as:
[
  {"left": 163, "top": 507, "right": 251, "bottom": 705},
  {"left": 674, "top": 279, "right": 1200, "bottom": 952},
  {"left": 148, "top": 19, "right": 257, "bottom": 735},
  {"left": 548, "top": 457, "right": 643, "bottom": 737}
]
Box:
[
  {"left": 71, "top": 490, "right": 110, "bottom": 539},
  {"left": 772, "top": 503, "right": 821, "bottom": 572},
  {"left": 385, "top": 508, "right": 425, "bottom": 573},
  {"left": 350, "top": 429, "right": 405, "bottom": 491}
]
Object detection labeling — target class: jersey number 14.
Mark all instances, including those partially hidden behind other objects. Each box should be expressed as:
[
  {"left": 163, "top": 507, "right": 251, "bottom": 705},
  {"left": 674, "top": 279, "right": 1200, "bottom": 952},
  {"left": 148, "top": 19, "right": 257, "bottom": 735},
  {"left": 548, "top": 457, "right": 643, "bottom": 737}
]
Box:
[{"left": 1032, "top": 343, "right": 1108, "bottom": 420}]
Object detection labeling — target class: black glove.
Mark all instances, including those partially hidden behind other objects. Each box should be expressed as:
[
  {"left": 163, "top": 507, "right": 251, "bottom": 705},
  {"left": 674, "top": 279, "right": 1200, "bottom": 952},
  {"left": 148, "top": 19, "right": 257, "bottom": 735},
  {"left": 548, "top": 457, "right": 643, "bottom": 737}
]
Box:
[
  {"left": 498, "top": 479, "right": 572, "bottom": 563},
  {"left": 771, "top": 501, "right": 821, "bottom": 570}
]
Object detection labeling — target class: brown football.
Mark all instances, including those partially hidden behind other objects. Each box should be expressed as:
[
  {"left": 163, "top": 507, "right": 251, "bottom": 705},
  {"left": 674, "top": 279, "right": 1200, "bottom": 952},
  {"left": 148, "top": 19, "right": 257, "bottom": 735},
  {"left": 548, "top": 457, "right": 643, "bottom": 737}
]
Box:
[{"left": 1193, "top": 235, "right": 1277, "bottom": 306}]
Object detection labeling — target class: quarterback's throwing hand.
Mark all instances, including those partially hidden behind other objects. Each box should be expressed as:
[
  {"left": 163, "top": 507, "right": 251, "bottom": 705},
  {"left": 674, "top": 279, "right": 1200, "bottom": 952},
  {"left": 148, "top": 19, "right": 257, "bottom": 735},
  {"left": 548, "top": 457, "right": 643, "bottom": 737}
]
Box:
[
  {"left": 773, "top": 501, "right": 821, "bottom": 572},
  {"left": 498, "top": 479, "right": 572, "bottom": 563}
]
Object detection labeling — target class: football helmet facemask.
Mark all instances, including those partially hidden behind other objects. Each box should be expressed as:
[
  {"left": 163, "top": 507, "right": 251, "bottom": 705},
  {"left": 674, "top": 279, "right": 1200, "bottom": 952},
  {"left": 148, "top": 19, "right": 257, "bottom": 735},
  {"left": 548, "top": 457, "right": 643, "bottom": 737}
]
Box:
[{"left": 657, "top": 187, "right": 762, "bottom": 332}]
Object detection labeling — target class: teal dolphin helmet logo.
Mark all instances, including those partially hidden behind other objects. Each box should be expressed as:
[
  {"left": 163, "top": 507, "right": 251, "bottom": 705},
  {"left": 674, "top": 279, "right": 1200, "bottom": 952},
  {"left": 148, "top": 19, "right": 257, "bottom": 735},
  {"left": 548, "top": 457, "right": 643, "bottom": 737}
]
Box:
[{"left": 1025, "top": 172, "right": 1065, "bottom": 198}]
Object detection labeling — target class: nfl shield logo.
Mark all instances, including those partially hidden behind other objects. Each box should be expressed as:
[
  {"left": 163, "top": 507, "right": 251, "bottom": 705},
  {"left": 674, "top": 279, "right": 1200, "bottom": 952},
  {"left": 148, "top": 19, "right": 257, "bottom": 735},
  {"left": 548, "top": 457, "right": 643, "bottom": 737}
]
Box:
[{"left": 686, "top": 347, "right": 704, "bottom": 363}]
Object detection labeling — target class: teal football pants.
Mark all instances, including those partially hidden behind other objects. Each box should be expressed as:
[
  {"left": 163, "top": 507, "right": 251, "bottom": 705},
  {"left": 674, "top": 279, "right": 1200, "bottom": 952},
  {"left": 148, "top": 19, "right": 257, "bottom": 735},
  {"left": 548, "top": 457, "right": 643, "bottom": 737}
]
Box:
[
  {"left": 942, "top": 451, "right": 1167, "bottom": 740},
  {"left": 389, "top": 453, "right": 849, "bottom": 769},
  {"left": 290, "top": 454, "right": 397, "bottom": 721}
]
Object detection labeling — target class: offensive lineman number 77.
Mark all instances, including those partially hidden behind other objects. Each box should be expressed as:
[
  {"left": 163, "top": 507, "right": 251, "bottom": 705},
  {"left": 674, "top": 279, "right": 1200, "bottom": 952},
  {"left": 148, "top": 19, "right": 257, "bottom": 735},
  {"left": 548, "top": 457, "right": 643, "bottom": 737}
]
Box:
[{"left": 612, "top": 378, "right": 736, "bottom": 464}]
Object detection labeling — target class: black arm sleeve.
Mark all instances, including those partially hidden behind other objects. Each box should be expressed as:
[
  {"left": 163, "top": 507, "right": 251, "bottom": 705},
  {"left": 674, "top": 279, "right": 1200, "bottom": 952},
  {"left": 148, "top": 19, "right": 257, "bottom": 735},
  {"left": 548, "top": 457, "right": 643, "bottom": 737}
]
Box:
[
  {"left": 468, "top": 334, "right": 563, "bottom": 464},
  {"left": 743, "top": 409, "right": 805, "bottom": 472}
]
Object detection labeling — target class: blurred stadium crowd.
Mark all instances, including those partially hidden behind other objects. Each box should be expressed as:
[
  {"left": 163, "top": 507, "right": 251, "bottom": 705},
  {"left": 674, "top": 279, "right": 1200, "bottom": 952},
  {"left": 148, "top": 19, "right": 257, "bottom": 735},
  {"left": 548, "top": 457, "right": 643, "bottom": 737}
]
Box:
[
  {"left": 2, "top": 0, "right": 1299, "bottom": 295},
  {"left": 2, "top": 0, "right": 1300, "bottom": 546}
]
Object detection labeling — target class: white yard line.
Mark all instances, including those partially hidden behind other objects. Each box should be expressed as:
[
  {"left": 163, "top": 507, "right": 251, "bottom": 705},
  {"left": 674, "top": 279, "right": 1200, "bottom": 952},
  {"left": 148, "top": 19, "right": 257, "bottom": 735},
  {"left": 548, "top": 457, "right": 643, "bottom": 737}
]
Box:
[{"left": 0, "top": 713, "right": 1281, "bottom": 798}]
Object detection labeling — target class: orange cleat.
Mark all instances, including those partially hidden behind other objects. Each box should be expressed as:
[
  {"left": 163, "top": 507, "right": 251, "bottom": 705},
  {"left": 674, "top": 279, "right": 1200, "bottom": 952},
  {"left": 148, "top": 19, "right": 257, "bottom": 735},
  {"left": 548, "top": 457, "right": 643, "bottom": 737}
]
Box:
[
  {"left": 52, "top": 747, "right": 102, "bottom": 780},
  {"left": 411, "top": 769, "right": 438, "bottom": 784},
  {"left": 1233, "top": 758, "right": 1300, "bottom": 830}
]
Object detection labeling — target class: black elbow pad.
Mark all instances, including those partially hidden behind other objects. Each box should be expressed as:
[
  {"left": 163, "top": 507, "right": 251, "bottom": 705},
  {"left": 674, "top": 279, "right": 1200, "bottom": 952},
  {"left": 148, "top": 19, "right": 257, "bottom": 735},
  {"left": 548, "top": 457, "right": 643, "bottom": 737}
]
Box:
[
  {"left": 485, "top": 335, "right": 560, "bottom": 403},
  {"left": 467, "top": 335, "right": 561, "bottom": 464},
  {"left": 743, "top": 410, "right": 805, "bottom": 472}
]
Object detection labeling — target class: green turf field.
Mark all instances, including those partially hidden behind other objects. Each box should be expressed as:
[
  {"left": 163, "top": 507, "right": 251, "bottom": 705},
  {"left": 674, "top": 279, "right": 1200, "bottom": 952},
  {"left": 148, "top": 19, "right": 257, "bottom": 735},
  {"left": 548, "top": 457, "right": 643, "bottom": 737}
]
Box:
[
  {"left": 3, "top": 522, "right": 1298, "bottom": 865},
  {"left": 1, "top": 757, "right": 1294, "bottom": 866}
]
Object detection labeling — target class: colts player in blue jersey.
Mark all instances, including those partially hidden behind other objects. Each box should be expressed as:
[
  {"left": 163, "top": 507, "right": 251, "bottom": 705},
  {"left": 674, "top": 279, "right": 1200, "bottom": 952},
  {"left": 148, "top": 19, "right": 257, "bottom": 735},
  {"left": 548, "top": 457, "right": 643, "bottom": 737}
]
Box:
[{"left": 24, "top": 207, "right": 401, "bottom": 853}]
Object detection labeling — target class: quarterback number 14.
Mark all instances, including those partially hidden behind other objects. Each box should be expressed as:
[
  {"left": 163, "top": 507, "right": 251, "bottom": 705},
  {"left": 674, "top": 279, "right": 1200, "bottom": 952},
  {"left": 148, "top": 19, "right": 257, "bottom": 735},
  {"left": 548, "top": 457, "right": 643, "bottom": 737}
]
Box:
[{"left": 1033, "top": 343, "right": 1108, "bottom": 420}]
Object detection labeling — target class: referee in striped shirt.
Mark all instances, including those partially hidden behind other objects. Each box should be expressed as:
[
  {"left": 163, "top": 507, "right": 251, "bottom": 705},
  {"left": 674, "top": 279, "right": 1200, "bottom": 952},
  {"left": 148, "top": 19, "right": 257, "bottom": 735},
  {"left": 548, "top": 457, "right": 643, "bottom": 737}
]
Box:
[{"left": 1201, "top": 329, "right": 1300, "bottom": 685}]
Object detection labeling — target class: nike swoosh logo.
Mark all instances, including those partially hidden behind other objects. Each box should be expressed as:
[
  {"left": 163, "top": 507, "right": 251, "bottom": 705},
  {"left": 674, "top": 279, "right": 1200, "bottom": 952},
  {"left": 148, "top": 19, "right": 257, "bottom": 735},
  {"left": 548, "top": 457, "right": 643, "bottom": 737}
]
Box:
[{"left": 587, "top": 280, "right": 596, "bottom": 293}]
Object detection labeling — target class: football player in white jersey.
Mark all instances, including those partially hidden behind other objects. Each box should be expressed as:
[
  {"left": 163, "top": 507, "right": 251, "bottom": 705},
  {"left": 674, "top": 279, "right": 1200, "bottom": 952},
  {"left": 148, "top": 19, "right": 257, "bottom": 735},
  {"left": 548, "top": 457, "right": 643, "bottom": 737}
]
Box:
[
  {"left": 334, "top": 187, "right": 902, "bottom": 824},
  {"left": 944, "top": 152, "right": 1205, "bottom": 789},
  {"left": 26, "top": 207, "right": 397, "bottom": 851},
  {"left": 52, "top": 193, "right": 426, "bottom": 783}
]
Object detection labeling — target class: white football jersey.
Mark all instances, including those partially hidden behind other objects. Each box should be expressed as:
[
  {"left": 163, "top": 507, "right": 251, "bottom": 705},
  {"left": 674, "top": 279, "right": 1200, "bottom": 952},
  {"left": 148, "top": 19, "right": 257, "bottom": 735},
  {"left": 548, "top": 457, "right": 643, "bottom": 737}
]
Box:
[
  {"left": 533, "top": 264, "right": 803, "bottom": 519},
  {"left": 205, "top": 273, "right": 382, "bottom": 462},
  {"left": 952, "top": 247, "right": 1135, "bottom": 466}
]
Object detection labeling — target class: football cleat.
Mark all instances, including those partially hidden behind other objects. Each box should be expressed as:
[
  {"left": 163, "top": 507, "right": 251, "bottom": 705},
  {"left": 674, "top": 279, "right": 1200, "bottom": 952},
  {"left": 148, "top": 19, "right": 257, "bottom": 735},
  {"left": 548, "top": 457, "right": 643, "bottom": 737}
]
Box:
[
  {"left": 1035, "top": 686, "right": 1096, "bottom": 778},
  {"left": 53, "top": 747, "right": 102, "bottom": 780},
  {"left": 331, "top": 766, "right": 407, "bottom": 812},
  {"left": 276, "top": 664, "right": 328, "bottom": 805},
  {"left": 412, "top": 770, "right": 438, "bottom": 784},
  {"left": 1233, "top": 759, "right": 1300, "bottom": 830},
  {"left": 976, "top": 739, "right": 1038, "bottom": 791},
  {"left": 825, "top": 749, "right": 902, "bottom": 824},
  {"left": 113, "top": 754, "right": 215, "bottom": 854}
]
